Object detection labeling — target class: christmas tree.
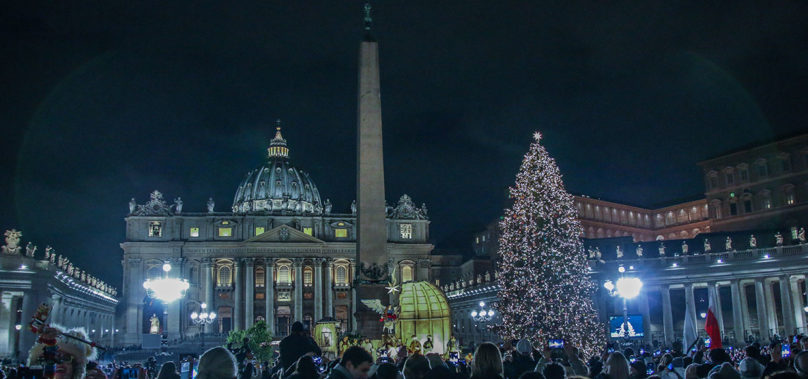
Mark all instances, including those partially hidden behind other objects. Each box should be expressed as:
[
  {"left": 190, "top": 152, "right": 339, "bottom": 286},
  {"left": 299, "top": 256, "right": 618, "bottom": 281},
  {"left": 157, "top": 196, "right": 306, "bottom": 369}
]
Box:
[{"left": 494, "top": 131, "right": 605, "bottom": 356}]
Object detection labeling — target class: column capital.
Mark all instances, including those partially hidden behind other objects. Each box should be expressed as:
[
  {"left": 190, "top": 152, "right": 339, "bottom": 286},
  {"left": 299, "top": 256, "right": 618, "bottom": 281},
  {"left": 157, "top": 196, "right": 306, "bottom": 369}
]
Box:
[
  {"left": 326, "top": 258, "right": 335, "bottom": 267},
  {"left": 265, "top": 258, "right": 275, "bottom": 267},
  {"left": 244, "top": 258, "right": 255, "bottom": 266},
  {"left": 292, "top": 258, "right": 304, "bottom": 266}
]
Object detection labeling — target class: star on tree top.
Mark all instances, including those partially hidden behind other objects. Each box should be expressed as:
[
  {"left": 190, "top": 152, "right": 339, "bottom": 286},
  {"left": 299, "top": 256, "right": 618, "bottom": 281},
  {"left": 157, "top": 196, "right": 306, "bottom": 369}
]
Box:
[{"left": 533, "top": 131, "right": 542, "bottom": 141}]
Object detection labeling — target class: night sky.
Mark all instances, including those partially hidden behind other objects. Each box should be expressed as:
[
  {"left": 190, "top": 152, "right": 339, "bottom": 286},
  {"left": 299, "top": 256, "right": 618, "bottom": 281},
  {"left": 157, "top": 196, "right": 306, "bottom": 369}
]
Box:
[{"left": 1, "top": 1, "right": 807, "bottom": 287}]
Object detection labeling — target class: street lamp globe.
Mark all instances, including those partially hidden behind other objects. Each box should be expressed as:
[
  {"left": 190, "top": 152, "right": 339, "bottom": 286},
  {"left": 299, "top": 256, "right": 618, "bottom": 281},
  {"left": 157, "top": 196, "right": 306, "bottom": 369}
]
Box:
[
  {"left": 615, "top": 277, "right": 643, "bottom": 299},
  {"left": 143, "top": 278, "right": 189, "bottom": 303},
  {"left": 603, "top": 280, "right": 615, "bottom": 292},
  {"left": 191, "top": 312, "right": 199, "bottom": 320},
  {"left": 162, "top": 263, "right": 172, "bottom": 272},
  {"left": 471, "top": 310, "right": 478, "bottom": 318},
  {"left": 479, "top": 301, "right": 485, "bottom": 307},
  {"left": 487, "top": 310, "right": 495, "bottom": 317}
]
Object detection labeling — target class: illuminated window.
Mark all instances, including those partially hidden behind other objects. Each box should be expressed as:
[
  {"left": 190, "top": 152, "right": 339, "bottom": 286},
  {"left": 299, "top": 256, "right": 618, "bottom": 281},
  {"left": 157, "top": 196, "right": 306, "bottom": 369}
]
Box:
[
  {"left": 336, "top": 265, "right": 348, "bottom": 285},
  {"left": 255, "top": 293, "right": 265, "bottom": 300},
  {"left": 217, "top": 266, "right": 232, "bottom": 287},
  {"left": 278, "top": 291, "right": 291, "bottom": 302},
  {"left": 400, "top": 224, "right": 413, "bottom": 239},
  {"left": 255, "top": 227, "right": 265, "bottom": 235},
  {"left": 278, "top": 265, "right": 291, "bottom": 285},
  {"left": 402, "top": 265, "right": 414, "bottom": 282},
  {"left": 303, "top": 227, "right": 313, "bottom": 236},
  {"left": 334, "top": 229, "right": 348, "bottom": 238},
  {"left": 255, "top": 266, "right": 265, "bottom": 288},
  {"left": 190, "top": 227, "right": 199, "bottom": 237},
  {"left": 149, "top": 221, "right": 162, "bottom": 237},
  {"left": 218, "top": 227, "right": 232, "bottom": 237},
  {"left": 304, "top": 267, "right": 313, "bottom": 286},
  {"left": 786, "top": 193, "right": 796, "bottom": 205}
]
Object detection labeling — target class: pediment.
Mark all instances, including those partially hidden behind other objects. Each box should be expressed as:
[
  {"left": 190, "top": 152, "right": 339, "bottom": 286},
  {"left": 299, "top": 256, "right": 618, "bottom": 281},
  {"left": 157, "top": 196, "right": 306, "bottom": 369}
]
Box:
[{"left": 246, "top": 224, "right": 324, "bottom": 243}]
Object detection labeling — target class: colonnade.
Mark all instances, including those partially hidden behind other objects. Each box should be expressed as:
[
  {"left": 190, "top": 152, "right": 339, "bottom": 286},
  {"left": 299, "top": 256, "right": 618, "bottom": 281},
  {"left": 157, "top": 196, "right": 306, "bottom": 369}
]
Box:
[
  {"left": 632, "top": 274, "right": 808, "bottom": 345},
  {"left": 202, "top": 257, "right": 348, "bottom": 335}
]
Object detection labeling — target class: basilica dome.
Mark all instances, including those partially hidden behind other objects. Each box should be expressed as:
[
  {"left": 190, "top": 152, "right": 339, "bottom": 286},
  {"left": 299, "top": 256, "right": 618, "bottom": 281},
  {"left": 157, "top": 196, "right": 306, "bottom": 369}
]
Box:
[{"left": 232, "top": 124, "right": 323, "bottom": 215}]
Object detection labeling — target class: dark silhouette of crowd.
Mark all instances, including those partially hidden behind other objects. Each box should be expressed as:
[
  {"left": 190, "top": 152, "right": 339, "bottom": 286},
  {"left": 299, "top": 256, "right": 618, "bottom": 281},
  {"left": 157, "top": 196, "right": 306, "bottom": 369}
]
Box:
[{"left": 7, "top": 321, "right": 808, "bottom": 379}]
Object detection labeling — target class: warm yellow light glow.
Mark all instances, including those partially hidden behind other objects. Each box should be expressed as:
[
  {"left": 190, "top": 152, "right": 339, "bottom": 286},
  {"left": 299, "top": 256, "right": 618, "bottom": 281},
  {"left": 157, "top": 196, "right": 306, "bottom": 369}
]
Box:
[
  {"left": 335, "top": 229, "right": 347, "bottom": 238},
  {"left": 219, "top": 227, "right": 232, "bottom": 237},
  {"left": 255, "top": 227, "right": 265, "bottom": 235},
  {"left": 190, "top": 227, "right": 199, "bottom": 237},
  {"left": 303, "top": 227, "right": 313, "bottom": 236}
]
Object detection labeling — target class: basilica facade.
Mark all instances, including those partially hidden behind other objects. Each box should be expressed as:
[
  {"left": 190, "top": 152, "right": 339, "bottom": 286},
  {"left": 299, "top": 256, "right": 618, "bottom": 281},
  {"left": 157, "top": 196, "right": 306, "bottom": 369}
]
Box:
[{"left": 120, "top": 128, "right": 433, "bottom": 345}]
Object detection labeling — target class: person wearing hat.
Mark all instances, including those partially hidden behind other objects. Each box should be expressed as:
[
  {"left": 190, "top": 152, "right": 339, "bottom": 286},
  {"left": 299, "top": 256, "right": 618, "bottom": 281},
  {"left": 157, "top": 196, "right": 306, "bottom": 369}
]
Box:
[
  {"left": 737, "top": 357, "right": 765, "bottom": 379},
  {"left": 27, "top": 325, "right": 97, "bottom": 379},
  {"left": 707, "top": 362, "right": 740, "bottom": 379},
  {"left": 280, "top": 321, "right": 322, "bottom": 372}
]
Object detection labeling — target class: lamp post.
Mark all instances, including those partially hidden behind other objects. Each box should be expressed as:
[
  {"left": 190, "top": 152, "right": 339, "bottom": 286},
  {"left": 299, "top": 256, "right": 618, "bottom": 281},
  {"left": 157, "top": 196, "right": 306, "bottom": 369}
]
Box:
[
  {"left": 190, "top": 303, "right": 217, "bottom": 349},
  {"left": 143, "top": 262, "right": 189, "bottom": 342},
  {"left": 470, "top": 301, "right": 495, "bottom": 345},
  {"left": 604, "top": 266, "right": 643, "bottom": 342}
]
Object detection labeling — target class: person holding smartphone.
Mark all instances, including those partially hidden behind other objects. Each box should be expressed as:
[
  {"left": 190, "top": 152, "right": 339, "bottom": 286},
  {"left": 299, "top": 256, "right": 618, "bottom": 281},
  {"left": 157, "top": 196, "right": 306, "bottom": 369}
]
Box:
[{"left": 763, "top": 342, "right": 790, "bottom": 377}]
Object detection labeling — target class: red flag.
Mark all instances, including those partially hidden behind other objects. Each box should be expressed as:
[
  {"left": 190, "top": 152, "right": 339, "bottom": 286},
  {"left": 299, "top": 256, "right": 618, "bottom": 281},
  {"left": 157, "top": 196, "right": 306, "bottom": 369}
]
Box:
[{"left": 705, "top": 289, "right": 722, "bottom": 349}]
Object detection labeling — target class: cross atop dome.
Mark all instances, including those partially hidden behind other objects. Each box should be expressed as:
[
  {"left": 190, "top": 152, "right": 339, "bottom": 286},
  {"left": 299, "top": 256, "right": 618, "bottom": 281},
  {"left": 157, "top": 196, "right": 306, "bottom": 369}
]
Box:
[{"left": 267, "top": 119, "right": 289, "bottom": 159}]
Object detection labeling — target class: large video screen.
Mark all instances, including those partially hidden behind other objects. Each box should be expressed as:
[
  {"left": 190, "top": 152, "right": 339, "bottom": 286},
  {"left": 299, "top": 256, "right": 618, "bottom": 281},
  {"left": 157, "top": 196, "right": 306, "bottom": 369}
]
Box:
[{"left": 609, "top": 314, "right": 644, "bottom": 338}]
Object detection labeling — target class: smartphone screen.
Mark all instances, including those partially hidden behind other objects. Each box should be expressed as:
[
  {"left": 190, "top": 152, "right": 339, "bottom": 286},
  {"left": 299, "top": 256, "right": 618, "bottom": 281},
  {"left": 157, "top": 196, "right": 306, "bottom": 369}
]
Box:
[
  {"left": 668, "top": 363, "right": 674, "bottom": 371},
  {"left": 704, "top": 338, "right": 711, "bottom": 348},
  {"left": 548, "top": 339, "right": 564, "bottom": 349},
  {"left": 783, "top": 345, "right": 791, "bottom": 357}
]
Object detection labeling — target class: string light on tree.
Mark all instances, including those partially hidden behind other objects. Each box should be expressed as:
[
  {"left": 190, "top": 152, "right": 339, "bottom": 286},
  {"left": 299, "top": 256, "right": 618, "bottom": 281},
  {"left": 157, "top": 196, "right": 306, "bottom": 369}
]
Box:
[{"left": 494, "top": 130, "right": 606, "bottom": 357}]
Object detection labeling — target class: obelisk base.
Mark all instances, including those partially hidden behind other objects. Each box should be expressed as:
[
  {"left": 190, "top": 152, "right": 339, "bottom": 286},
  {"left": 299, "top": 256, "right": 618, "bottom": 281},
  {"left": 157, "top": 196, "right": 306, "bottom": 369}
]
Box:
[{"left": 354, "top": 284, "right": 389, "bottom": 339}]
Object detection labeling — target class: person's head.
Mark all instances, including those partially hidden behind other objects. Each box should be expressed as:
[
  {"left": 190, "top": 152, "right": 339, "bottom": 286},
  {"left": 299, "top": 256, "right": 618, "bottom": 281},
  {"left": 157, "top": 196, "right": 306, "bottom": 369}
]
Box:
[
  {"left": 630, "top": 360, "right": 647, "bottom": 379},
  {"left": 471, "top": 342, "right": 504, "bottom": 379},
  {"left": 543, "top": 362, "right": 566, "bottom": 379},
  {"left": 745, "top": 345, "right": 761, "bottom": 359},
  {"left": 515, "top": 339, "right": 532, "bottom": 357},
  {"left": 738, "top": 357, "right": 765, "bottom": 379},
  {"left": 404, "top": 354, "right": 430, "bottom": 379},
  {"left": 28, "top": 326, "right": 96, "bottom": 379},
  {"left": 156, "top": 361, "right": 178, "bottom": 379},
  {"left": 425, "top": 353, "right": 445, "bottom": 370},
  {"left": 197, "top": 346, "right": 238, "bottom": 379},
  {"left": 794, "top": 351, "right": 808, "bottom": 378},
  {"left": 372, "top": 363, "right": 400, "bottom": 379},
  {"left": 519, "top": 372, "right": 546, "bottom": 379},
  {"left": 770, "top": 342, "right": 783, "bottom": 360},
  {"left": 292, "top": 321, "right": 306, "bottom": 335},
  {"left": 604, "top": 352, "right": 630, "bottom": 379},
  {"left": 708, "top": 349, "right": 731, "bottom": 364},
  {"left": 342, "top": 346, "right": 374, "bottom": 379},
  {"left": 294, "top": 355, "right": 319, "bottom": 378},
  {"left": 684, "top": 364, "right": 700, "bottom": 379}
]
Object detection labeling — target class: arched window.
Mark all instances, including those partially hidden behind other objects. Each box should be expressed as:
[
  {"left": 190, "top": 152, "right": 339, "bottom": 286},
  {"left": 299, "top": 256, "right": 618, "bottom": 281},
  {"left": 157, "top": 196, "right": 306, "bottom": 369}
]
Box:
[
  {"left": 217, "top": 266, "right": 232, "bottom": 287},
  {"left": 304, "top": 267, "right": 313, "bottom": 287},
  {"left": 402, "top": 265, "right": 414, "bottom": 283},
  {"left": 278, "top": 265, "right": 291, "bottom": 285},
  {"left": 335, "top": 265, "right": 348, "bottom": 286}
]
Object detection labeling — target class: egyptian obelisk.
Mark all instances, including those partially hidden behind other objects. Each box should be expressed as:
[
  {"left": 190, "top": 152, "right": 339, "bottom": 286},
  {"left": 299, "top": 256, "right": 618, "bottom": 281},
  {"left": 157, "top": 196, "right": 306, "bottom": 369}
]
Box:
[{"left": 355, "top": 2, "right": 389, "bottom": 338}]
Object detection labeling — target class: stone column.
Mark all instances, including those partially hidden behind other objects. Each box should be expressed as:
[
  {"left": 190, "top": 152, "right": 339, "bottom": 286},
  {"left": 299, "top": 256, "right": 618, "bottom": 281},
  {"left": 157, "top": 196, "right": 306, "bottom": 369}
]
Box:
[
  {"left": 685, "top": 283, "right": 698, "bottom": 332},
  {"left": 314, "top": 259, "right": 323, "bottom": 322},
  {"left": 125, "top": 258, "right": 143, "bottom": 344},
  {"left": 764, "top": 279, "right": 779, "bottom": 335},
  {"left": 754, "top": 279, "right": 770, "bottom": 342},
  {"left": 203, "top": 260, "right": 214, "bottom": 333},
  {"left": 20, "top": 291, "right": 36, "bottom": 357},
  {"left": 234, "top": 260, "right": 243, "bottom": 331},
  {"left": 779, "top": 275, "right": 796, "bottom": 335},
  {"left": 50, "top": 294, "right": 63, "bottom": 325},
  {"left": 707, "top": 282, "right": 725, "bottom": 335},
  {"left": 246, "top": 259, "right": 255, "bottom": 329},
  {"left": 730, "top": 280, "right": 747, "bottom": 343},
  {"left": 265, "top": 260, "right": 275, "bottom": 335},
  {"left": 325, "top": 260, "right": 334, "bottom": 318},
  {"left": 790, "top": 278, "right": 805, "bottom": 332},
  {"left": 640, "top": 288, "right": 652, "bottom": 345},
  {"left": 294, "top": 260, "right": 303, "bottom": 322}
]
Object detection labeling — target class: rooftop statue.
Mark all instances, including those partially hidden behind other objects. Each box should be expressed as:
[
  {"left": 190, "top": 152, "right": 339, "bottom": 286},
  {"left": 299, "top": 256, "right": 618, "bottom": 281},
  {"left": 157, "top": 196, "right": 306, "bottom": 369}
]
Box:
[{"left": 2, "top": 229, "right": 22, "bottom": 255}]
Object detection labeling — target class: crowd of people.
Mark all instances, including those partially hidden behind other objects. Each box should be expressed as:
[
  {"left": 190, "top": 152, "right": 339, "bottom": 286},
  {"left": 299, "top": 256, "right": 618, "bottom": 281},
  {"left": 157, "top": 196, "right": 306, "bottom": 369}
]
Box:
[{"left": 6, "top": 320, "right": 808, "bottom": 379}]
